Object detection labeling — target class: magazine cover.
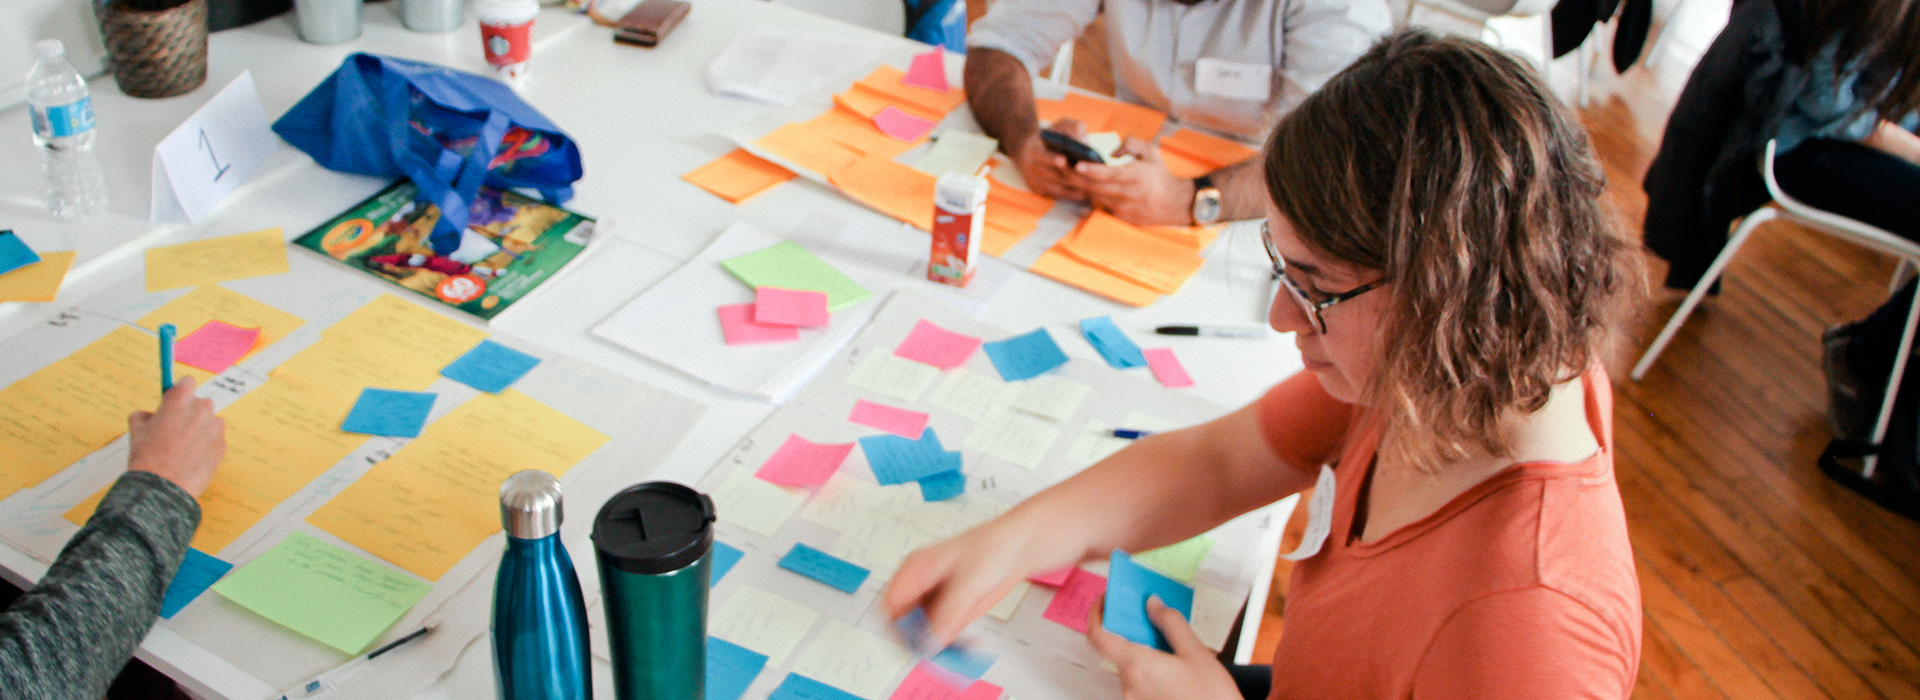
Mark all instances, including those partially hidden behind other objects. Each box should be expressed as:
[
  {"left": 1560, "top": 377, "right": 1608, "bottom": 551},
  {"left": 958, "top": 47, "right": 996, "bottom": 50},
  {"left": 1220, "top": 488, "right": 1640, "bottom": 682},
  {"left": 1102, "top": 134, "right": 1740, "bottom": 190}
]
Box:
[{"left": 295, "top": 179, "right": 598, "bottom": 320}]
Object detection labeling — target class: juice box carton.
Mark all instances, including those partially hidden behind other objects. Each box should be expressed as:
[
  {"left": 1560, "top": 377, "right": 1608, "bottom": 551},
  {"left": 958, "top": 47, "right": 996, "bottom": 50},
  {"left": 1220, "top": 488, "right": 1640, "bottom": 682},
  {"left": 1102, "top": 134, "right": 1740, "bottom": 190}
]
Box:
[{"left": 929, "top": 172, "right": 989, "bottom": 287}]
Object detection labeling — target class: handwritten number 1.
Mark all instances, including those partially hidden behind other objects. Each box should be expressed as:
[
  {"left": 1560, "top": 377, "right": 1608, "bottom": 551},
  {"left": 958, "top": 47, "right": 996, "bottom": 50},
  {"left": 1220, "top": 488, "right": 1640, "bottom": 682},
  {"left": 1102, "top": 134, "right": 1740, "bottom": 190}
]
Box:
[{"left": 199, "top": 128, "right": 232, "bottom": 181}]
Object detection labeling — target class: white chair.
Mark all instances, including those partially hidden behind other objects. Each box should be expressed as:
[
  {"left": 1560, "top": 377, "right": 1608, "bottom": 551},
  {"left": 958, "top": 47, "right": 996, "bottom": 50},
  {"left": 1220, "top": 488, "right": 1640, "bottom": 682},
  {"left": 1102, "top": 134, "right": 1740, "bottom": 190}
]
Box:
[{"left": 1632, "top": 139, "right": 1920, "bottom": 478}]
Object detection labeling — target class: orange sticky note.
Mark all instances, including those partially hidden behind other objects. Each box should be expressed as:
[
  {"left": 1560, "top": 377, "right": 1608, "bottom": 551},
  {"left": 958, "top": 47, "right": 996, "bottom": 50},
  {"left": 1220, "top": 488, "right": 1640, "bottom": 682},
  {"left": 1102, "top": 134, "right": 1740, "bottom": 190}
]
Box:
[
  {"left": 980, "top": 221, "right": 1026, "bottom": 257},
  {"left": 1053, "top": 212, "right": 1206, "bottom": 293},
  {"left": 683, "top": 149, "right": 796, "bottom": 204},
  {"left": 1035, "top": 93, "right": 1116, "bottom": 130},
  {"left": 807, "top": 108, "right": 919, "bottom": 159},
  {"left": 1158, "top": 128, "right": 1260, "bottom": 175},
  {"left": 757, "top": 122, "right": 864, "bottom": 177},
  {"left": 854, "top": 65, "right": 965, "bottom": 119},
  {"left": 0, "top": 250, "right": 75, "bottom": 302},
  {"left": 831, "top": 155, "right": 938, "bottom": 231},
  {"left": 1106, "top": 101, "right": 1168, "bottom": 141},
  {"left": 1029, "top": 248, "right": 1162, "bottom": 307},
  {"left": 835, "top": 84, "right": 942, "bottom": 122}
]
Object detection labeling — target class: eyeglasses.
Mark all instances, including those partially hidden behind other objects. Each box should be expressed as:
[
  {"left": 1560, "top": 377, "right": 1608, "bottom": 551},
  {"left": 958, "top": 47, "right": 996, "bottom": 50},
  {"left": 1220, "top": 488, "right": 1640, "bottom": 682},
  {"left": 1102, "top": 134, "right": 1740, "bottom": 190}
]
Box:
[{"left": 1262, "top": 221, "right": 1388, "bottom": 334}]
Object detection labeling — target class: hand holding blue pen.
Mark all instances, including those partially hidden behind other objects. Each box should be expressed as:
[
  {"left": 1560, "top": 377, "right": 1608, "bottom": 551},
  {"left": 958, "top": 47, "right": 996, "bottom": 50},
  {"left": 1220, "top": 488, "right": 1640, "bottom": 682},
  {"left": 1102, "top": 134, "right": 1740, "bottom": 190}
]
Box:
[{"left": 158, "top": 324, "right": 176, "bottom": 392}]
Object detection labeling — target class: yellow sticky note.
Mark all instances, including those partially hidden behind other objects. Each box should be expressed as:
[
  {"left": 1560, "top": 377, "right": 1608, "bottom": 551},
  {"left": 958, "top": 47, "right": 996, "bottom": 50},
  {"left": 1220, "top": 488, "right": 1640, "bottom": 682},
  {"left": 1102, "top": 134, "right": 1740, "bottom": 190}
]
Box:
[
  {"left": 307, "top": 389, "right": 608, "bottom": 580},
  {"left": 710, "top": 585, "right": 820, "bottom": 667},
  {"left": 789, "top": 620, "right": 913, "bottom": 700},
  {"left": 1, "top": 326, "right": 160, "bottom": 500},
  {"left": 145, "top": 228, "right": 291, "bottom": 292},
  {"left": 0, "top": 251, "right": 76, "bottom": 302},
  {"left": 137, "top": 285, "right": 306, "bottom": 384}
]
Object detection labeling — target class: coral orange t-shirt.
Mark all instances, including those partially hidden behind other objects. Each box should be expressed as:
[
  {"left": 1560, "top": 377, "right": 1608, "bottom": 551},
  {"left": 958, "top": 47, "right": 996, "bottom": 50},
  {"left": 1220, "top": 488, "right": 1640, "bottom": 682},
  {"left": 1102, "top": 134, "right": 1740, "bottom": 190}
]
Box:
[{"left": 1254, "top": 367, "right": 1641, "bottom": 699}]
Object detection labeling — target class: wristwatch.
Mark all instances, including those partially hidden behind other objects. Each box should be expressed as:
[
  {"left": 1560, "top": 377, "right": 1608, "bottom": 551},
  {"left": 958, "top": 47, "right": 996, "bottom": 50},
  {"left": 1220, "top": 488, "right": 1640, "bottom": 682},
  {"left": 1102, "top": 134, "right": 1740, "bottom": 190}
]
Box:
[{"left": 1191, "top": 175, "right": 1222, "bottom": 225}]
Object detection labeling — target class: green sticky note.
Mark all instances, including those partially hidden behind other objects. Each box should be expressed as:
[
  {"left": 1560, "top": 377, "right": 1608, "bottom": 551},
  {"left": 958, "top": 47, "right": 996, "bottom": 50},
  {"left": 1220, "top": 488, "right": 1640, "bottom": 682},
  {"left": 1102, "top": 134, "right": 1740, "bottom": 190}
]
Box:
[
  {"left": 720, "top": 242, "right": 871, "bottom": 312},
  {"left": 211, "top": 531, "right": 431, "bottom": 654},
  {"left": 1132, "top": 535, "right": 1214, "bottom": 583}
]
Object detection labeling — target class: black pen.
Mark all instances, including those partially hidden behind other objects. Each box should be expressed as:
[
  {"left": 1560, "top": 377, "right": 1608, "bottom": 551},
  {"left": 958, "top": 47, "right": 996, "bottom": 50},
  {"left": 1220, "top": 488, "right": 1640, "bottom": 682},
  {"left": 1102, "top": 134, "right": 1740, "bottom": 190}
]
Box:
[{"left": 1154, "top": 325, "right": 1266, "bottom": 338}]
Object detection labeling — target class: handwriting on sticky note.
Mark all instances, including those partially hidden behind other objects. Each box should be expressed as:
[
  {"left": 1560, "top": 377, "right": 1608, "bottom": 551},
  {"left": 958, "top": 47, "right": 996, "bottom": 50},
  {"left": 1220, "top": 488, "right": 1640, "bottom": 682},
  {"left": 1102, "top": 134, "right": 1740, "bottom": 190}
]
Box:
[
  {"left": 160, "top": 548, "right": 231, "bottom": 618},
  {"left": 440, "top": 339, "right": 541, "bottom": 393},
  {"left": 904, "top": 49, "right": 949, "bottom": 91},
  {"left": 1080, "top": 316, "right": 1146, "bottom": 369},
  {"left": 1103, "top": 550, "right": 1195, "bottom": 651},
  {"left": 210, "top": 531, "right": 431, "bottom": 654},
  {"left": 875, "top": 106, "right": 936, "bottom": 142},
  {"left": 5, "top": 326, "right": 161, "bottom": 501},
  {"left": 1001, "top": 375, "right": 1090, "bottom": 422},
  {"left": 756, "top": 434, "right": 856, "bottom": 487},
  {"left": 723, "top": 242, "right": 872, "bottom": 312},
  {"left": 791, "top": 619, "right": 914, "bottom": 700},
  {"left": 981, "top": 329, "right": 1068, "bottom": 382},
  {"left": 894, "top": 320, "right": 982, "bottom": 369},
  {"left": 917, "top": 469, "right": 964, "bottom": 502},
  {"left": 928, "top": 369, "right": 1005, "bottom": 421},
  {"left": 145, "top": 227, "right": 290, "bottom": 292},
  {"left": 849, "top": 399, "right": 930, "bottom": 439},
  {"left": 711, "top": 585, "right": 821, "bottom": 667},
  {"left": 779, "top": 543, "right": 871, "bottom": 593},
  {"left": 712, "top": 469, "right": 807, "bottom": 537},
  {"left": 1143, "top": 348, "right": 1193, "bottom": 388},
  {"left": 861, "top": 428, "right": 956, "bottom": 485},
  {"left": 757, "top": 287, "right": 831, "bottom": 327},
  {"left": 709, "top": 636, "right": 771, "bottom": 700},
  {"left": 1041, "top": 567, "right": 1106, "bottom": 633},
  {"left": 848, "top": 352, "right": 941, "bottom": 403},
  {"left": 339, "top": 388, "right": 438, "bottom": 438},
  {"left": 172, "top": 320, "right": 260, "bottom": 372},
  {"left": 964, "top": 410, "right": 1059, "bottom": 470},
  {"left": 712, "top": 541, "right": 745, "bottom": 588},
  {"left": 0, "top": 250, "right": 75, "bottom": 302}
]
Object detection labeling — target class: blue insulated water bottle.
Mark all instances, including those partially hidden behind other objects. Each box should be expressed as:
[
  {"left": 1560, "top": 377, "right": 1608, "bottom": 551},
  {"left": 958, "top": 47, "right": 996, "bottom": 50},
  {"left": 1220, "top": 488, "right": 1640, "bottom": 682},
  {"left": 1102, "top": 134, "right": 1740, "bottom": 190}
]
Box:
[{"left": 493, "top": 470, "right": 592, "bottom": 700}]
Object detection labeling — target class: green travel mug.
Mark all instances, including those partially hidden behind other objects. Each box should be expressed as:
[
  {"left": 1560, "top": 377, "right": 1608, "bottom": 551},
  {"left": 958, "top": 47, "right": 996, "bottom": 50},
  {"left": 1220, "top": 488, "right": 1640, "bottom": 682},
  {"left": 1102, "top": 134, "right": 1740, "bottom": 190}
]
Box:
[{"left": 591, "top": 481, "right": 716, "bottom": 700}]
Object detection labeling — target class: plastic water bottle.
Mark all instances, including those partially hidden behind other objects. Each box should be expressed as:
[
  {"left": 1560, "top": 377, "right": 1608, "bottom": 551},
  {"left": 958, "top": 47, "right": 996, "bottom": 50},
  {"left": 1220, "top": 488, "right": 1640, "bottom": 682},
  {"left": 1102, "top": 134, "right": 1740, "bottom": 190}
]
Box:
[
  {"left": 26, "top": 39, "right": 107, "bottom": 220},
  {"left": 493, "top": 470, "right": 591, "bottom": 700}
]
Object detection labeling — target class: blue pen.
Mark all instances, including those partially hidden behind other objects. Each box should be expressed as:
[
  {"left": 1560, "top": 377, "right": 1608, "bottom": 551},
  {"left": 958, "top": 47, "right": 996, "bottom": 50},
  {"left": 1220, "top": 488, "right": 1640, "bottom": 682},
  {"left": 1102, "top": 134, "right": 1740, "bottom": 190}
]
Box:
[
  {"left": 1109, "top": 429, "right": 1153, "bottom": 439},
  {"left": 158, "top": 324, "right": 176, "bottom": 392}
]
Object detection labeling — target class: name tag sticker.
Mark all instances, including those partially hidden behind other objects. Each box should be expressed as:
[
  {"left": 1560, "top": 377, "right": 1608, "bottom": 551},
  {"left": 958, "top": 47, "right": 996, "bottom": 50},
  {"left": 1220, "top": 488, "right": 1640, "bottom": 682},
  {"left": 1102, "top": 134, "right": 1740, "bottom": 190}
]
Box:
[
  {"left": 1194, "top": 58, "right": 1272, "bottom": 102},
  {"left": 1280, "top": 465, "right": 1335, "bottom": 561}
]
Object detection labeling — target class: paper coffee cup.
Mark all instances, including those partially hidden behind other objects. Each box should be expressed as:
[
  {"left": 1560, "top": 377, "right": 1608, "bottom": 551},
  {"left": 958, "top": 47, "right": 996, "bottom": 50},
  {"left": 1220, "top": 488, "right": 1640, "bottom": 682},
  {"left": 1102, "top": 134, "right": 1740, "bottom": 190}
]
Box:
[{"left": 477, "top": 0, "right": 538, "bottom": 83}]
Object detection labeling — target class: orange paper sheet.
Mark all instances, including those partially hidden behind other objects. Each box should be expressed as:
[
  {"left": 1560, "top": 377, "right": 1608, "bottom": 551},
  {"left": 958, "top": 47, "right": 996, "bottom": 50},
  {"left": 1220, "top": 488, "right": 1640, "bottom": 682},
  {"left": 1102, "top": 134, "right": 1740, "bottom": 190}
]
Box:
[
  {"left": 756, "top": 122, "right": 864, "bottom": 177},
  {"left": 1158, "top": 128, "right": 1260, "bottom": 178},
  {"left": 1053, "top": 211, "right": 1206, "bottom": 293},
  {"left": 853, "top": 65, "right": 965, "bottom": 119},
  {"left": 830, "top": 155, "right": 938, "bottom": 231},
  {"left": 835, "top": 84, "right": 942, "bottom": 122},
  {"left": 981, "top": 220, "right": 1027, "bottom": 257},
  {"left": 1105, "top": 100, "right": 1169, "bottom": 141},
  {"left": 1036, "top": 93, "right": 1117, "bottom": 131},
  {"left": 1030, "top": 248, "right": 1162, "bottom": 307},
  {"left": 683, "top": 149, "right": 796, "bottom": 204},
  {"left": 806, "top": 107, "right": 921, "bottom": 159}
]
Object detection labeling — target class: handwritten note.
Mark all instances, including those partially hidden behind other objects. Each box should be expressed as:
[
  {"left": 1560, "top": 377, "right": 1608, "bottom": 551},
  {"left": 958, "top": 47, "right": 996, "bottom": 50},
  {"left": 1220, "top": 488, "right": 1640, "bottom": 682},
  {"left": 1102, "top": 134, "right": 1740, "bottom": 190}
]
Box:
[
  {"left": 1143, "top": 348, "right": 1194, "bottom": 388},
  {"left": 927, "top": 369, "right": 1005, "bottom": 421},
  {"left": 151, "top": 72, "right": 277, "bottom": 224},
  {"left": 172, "top": 320, "right": 260, "bottom": 372},
  {"left": 0, "top": 250, "right": 75, "bottom": 301},
  {"left": 849, "top": 400, "right": 930, "bottom": 439},
  {"left": 709, "top": 636, "right": 771, "bottom": 700},
  {"left": 340, "top": 388, "right": 437, "bottom": 438},
  {"left": 1103, "top": 550, "right": 1194, "bottom": 651},
  {"left": 160, "top": 548, "right": 231, "bottom": 618},
  {"left": 712, "top": 541, "right": 745, "bottom": 587},
  {"left": 720, "top": 303, "right": 802, "bottom": 345},
  {"left": 904, "top": 48, "right": 949, "bottom": 91},
  {"left": 440, "top": 339, "right": 541, "bottom": 393},
  {"left": 1041, "top": 567, "right": 1106, "bottom": 633},
  {"left": 860, "top": 428, "right": 960, "bottom": 485},
  {"left": 875, "top": 107, "right": 936, "bottom": 142},
  {"left": 917, "top": 470, "right": 964, "bottom": 502},
  {"left": 712, "top": 468, "right": 807, "bottom": 537},
  {"left": 723, "top": 242, "right": 872, "bottom": 312},
  {"left": 210, "top": 531, "right": 431, "bottom": 654},
  {"left": 144, "top": 228, "right": 290, "bottom": 292},
  {"left": 1079, "top": 316, "right": 1146, "bottom": 369},
  {"left": 711, "top": 585, "right": 820, "bottom": 667},
  {"left": 847, "top": 353, "right": 940, "bottom": 403},
  {"left": 757, "top": 287, "right": 831, "bottom": 327},
  {"left": 307, "top": 389, "right": 608, "bottom": 580},
  {"left": 894, "top": 320, "right": 982, "bottom": 369},
  {"left": 963, "top": 410, "right": 1060, "bottom": 470},
  {"left": 770, "top": 674, "right": 865, "bottom": 700},
  {"left": 1133, "top": 535, "right": 1214, "bottom": 583},
  {"left": 138, "top": 284, "right": 305, "bottom": 384},
  {"left": 756, "top": 434, "right": 856, "bottom": 487},
  {"left": 3, "top": 326, "right": 160, "bottom": 500},
  {"left": 791, "top": 619, "right": 913, "bottom": 700},
  {"left": 1001, "top": 375, "right": 1090, "bottom": 421},
  {"left": 0, "top": 231, "right": 42, "bottom": 275},
  {"left": 981, "top": 329, "right": 1067, "bottom": 382},
  {"left": 779, "top": 543, "right": 871, "bottom": 593}
]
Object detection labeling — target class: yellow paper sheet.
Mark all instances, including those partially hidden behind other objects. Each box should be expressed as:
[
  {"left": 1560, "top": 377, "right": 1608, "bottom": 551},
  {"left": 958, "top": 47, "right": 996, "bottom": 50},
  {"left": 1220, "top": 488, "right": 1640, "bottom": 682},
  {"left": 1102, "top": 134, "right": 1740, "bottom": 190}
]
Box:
[
  {"left": 1, "top": 326, "right": 159, "bottom": 500},
  {"left": 757, "top": 122, "right": 865, "bottom": 178},
  {"left": 830, "top": 155, "right": 937, "bottom": 231},
  {"left": 307, "top": 389, "right": 609, "bottom": 580},
  {"left": 138, "top": 285, "right": 306, "bottom": 384},
  {"left": 145, "top": 228, "right": 291, "bottom": 292},
  {"left": 1053, "top": 211, "right": 1206, "bottom": 293},
  {"left": 853, "top": 65, "right": 966, "bottom": 119},
  {"left": 1030, "top": 248, "right": 1162, "bottom": 307},
  {"left": 683, "top": 149, "right": 796, "bottom": 204},
  {"left": 0, "top": 250, "right": 76, "bottom": 302}
]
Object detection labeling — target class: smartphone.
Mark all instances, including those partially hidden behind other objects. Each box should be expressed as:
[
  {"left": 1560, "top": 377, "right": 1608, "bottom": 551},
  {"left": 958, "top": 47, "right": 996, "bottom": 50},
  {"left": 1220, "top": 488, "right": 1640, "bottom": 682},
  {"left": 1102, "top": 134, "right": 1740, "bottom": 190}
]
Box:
[{"left": 1040, "top": 129, "right": 1105, "bottom": 166}]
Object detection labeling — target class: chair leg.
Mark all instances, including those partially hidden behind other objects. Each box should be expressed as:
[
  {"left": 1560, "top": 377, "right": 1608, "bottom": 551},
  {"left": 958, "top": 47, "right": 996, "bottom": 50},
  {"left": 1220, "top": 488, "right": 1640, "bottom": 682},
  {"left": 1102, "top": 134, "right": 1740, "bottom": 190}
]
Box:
[
  {"left": 1631, "top": 207, "right": 1779, "bottom": 381},
  {"left": 1864, "top": 272, "right": 1920, "bottom": 479}
]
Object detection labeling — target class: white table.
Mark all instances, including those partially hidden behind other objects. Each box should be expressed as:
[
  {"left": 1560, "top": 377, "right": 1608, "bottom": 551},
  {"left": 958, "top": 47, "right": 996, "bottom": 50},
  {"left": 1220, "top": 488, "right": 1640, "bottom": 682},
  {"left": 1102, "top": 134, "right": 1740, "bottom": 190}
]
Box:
[{"left": 0, "top": 1, "right": 1301, "bottom": 697}]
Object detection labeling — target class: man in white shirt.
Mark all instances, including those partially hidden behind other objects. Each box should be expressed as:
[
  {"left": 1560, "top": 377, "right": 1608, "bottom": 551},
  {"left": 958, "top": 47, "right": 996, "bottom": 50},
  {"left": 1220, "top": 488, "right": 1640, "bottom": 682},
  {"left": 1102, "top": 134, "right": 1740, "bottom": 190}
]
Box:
[{"left": 967, "top": 0, "right": 1390, "bottom": 226}]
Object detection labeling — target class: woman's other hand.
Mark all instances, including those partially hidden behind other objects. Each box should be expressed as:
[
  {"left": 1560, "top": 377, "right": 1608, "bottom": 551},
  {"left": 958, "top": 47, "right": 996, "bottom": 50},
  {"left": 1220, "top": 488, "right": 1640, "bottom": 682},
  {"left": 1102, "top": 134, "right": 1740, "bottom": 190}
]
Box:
[{"left": 1088, "top": 596, "right": 1243, "bottom": 700}]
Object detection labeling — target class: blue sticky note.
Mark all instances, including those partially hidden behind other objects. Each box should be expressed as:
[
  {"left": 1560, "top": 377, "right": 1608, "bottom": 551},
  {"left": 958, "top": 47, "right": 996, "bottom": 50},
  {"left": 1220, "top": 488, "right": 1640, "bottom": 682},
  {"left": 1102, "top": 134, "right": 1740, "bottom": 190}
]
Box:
[
  {"left": 0, "top": 231, "right": 40, "bottom": 277},
  {"left": 778, "top": 543, "right": 870, "bottom": 594},
  {"left": 1080, "top": 316, "right": 1146, "bottom": 369},
  {"left": 340, "top": 388, "right": 438, "bottom": 438},
  {"left": 768, "top": 673, "right": 864, "bottom": 700},
  {"left": 707, "top": 636, "right": 768, "bottom": 700},
  {"left": 160, "top": 548, "right": 231, "bottom": 618},
  {"left": 441, "top": 340, "right": 541, "bottom": 393},
  {"left": 917, "top": 469, "right": 965, "bottom": 502},
  {"left": 1103, "top": 550, "right": 1195, "bottom": 652},
  {"left": 711, "top": 541, "right": 744, "bottom": 588},
  {"left": 931, "top": 644, "right": 998, "bottom": 679},
  {"left": 894, "top": 608, "right": 937, "bottom": 656},
  {"left": 981, "top": 328, "right": 1068, "bottom": 381},
  {"left": 860, "top": 428, "right": 956, "bottom": 485}
]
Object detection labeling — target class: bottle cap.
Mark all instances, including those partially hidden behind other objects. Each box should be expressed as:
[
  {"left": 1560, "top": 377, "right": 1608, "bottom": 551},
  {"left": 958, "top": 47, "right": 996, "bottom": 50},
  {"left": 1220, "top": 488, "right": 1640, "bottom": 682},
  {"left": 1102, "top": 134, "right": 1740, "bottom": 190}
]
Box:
[
  {"left": 35, "top": 40, "right": 64, "bottom": 60},
  {"left": 499, "top": 470, "right": 564, "bottom": 539},
  {"left": 591, "top": 482, "right": 715, "bottom": 575}
]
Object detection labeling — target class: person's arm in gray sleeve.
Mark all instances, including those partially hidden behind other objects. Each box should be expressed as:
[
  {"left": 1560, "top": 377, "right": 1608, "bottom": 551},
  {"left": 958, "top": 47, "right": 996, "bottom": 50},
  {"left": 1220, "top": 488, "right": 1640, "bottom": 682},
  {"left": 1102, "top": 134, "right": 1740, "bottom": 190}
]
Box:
[
  {"left": 0, "top": 376, "right": 224, "bottom": 700},
  {"left": 1277, "top": 0, "right": 1394, "bottom": 114}
]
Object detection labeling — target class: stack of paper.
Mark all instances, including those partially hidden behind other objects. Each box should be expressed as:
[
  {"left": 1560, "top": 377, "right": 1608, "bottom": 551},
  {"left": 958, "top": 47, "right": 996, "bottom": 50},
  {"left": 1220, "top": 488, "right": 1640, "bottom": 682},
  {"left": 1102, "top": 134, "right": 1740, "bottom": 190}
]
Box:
[{"left": 706, "top": 26, "right": 888, "bottom": 106}]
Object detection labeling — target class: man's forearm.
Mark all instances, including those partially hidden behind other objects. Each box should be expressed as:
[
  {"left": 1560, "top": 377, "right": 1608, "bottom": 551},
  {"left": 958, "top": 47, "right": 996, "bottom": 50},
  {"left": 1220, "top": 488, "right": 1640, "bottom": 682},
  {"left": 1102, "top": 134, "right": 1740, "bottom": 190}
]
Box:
[
  {"left": 1213, "top": 158, "right": 1270, "bottom": 222},
  {"left": 965, "top": 47, "right": 1043, "bottom": 156}
]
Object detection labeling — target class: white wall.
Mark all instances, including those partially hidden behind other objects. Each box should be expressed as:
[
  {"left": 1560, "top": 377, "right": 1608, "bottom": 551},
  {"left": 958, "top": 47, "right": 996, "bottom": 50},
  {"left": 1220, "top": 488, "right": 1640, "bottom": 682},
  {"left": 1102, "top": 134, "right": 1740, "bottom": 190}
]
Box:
[{"left": 2, "top": 0, "right": 111, "bottom": 111}]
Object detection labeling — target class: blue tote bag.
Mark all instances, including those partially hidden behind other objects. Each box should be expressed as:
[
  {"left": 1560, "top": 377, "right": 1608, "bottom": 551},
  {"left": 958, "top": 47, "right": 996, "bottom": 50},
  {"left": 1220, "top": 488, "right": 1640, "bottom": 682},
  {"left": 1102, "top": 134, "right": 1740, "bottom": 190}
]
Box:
[{"left": 273, "top": 53, "right": 584, "bottom": 254}]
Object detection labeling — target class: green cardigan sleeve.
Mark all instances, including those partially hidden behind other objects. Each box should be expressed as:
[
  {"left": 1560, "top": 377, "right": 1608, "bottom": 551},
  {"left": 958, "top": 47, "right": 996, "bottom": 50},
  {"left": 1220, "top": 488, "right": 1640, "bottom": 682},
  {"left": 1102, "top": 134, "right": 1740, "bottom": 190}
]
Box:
[{"left": 0, "top": 471, "right": 199, "bottom": 700}]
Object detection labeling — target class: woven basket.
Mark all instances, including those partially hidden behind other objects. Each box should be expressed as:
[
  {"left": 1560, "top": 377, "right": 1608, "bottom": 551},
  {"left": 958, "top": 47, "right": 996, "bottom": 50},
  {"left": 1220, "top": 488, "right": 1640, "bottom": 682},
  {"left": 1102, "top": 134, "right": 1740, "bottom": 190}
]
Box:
[{"left": 98, "top": 0, "right": 209, "bottom": 99}]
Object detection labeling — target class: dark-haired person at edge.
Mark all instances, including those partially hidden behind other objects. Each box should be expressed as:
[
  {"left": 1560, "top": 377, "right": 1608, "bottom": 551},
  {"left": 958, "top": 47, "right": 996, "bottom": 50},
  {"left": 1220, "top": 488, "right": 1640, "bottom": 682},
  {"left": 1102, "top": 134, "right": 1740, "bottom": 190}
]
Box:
[
  {"left": 1784, "top": 0, "right": 1920, "bottom": 445},
  {"left": 0, "top": 378, "right": 225, "bottom": 700},
  {"left": 964, "top": 0, "right": 1389, "bottom": 227},
  {"left": 885, "top": 31, "right": 1644, "bottom": 700}
]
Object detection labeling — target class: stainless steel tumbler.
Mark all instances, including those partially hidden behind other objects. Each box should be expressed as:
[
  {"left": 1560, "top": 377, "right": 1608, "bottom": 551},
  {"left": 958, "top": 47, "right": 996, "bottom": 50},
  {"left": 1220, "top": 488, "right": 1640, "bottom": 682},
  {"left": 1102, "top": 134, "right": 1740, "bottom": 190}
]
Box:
[
  {"left": 592, "top": 482, "right": 715, "bottom": 700},
  {"left": 401, "top": 0, "right": 463, "bottom": 32}
]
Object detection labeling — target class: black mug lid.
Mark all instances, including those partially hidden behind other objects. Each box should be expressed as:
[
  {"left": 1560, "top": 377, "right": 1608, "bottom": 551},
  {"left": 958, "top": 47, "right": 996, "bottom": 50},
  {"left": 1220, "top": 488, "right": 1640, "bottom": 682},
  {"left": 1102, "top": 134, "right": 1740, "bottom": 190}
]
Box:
[{"left": 591, "top": 481, "right": 715, "bottom": 575}]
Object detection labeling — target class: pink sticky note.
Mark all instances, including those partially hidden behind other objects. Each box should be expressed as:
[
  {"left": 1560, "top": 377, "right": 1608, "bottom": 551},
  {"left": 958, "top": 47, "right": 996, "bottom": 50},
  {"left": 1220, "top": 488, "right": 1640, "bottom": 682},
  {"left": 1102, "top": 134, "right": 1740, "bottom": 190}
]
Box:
[
  {"left": 904, "top": 49, "right": 950, "bottom": 91},
  {"left": 1027, "top": 565, "right": 1074, "bottom": 586},
  {"left": 1041, "top": 568, "right": 1107, "bottom": 633},
  {"left": 875, "top": 106, "right": 936, "bottom": 142},
  {"left": 1143, "top": 348, "right": 1194, "bottom": 388},
  {"left": 959, "top": 681, "right": 1004, "bottom": 700},
  {"left": 173, "top": 320, "right": 262, "bottom": 372},
  {"left": 755, "top": 434, "right": 857, "bottom": 487},
  {"left": 889, "top": 661, "right": 970, "bottom": 700},
  {"left": 849, "top": 399, "right": 931, "bottom": 439},
  {"left": 894, "top": 319, "right": 982, "bottom": 368},
  {"left": 755, "top": 286, "right": 830, "bottom": 327},
  {"left": 719, "top": 304, "right": 801, "bottom": 345}
]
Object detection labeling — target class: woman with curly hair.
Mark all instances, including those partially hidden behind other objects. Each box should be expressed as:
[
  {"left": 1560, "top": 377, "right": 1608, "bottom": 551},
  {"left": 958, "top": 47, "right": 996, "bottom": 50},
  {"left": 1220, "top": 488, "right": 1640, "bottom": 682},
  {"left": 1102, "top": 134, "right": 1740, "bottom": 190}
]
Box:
[{"left": 885, "top": 30, "right": 1644, "bottom": 699}]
